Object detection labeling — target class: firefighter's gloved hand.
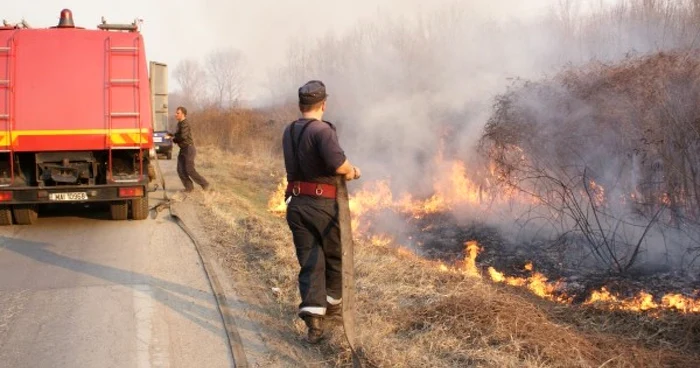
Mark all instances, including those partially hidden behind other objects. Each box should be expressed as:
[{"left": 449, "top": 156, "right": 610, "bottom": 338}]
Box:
[
  {"left": 344, "top": 166, "right": 361, "bottom": 181},
  {"left": 352, "top": 166, "right": 361, "bottom": 180}
]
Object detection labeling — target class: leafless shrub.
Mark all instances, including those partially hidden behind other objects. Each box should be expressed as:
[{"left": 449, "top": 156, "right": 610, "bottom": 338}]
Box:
[
  {"left": 188, "top": 104, "right": 297, "bottom": 160},
  {"left": 480, "top": 50, "right": 700, "bottom": 273}
]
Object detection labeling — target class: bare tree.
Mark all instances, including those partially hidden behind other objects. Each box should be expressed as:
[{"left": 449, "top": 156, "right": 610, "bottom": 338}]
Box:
[
  {"left": 205, "top": 48, "right": 247, "bottom": 108},
  {"left": 555, "top": 0, "right": 581, "bottom": 42},
  {"left": 173, "top": 58, "right": 208, "bottom": 109},
  {"left": 263, "top": 39, "right": 317, "bottom": 102}
]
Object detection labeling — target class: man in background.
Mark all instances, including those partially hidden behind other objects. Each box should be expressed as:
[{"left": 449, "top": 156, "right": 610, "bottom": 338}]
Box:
[{"left": 166, "top": 106, "right": 210, "bottom": 192}]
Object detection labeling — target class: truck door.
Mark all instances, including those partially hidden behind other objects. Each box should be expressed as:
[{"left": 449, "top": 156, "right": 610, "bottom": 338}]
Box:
[{"left": 149, "top": 61, "right": 171, "bottom": 158}]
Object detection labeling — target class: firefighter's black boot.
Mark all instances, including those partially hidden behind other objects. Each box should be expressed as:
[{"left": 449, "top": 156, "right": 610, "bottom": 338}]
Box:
[{"left": 299, "top": 312, "right": 324, "bottom": 344}]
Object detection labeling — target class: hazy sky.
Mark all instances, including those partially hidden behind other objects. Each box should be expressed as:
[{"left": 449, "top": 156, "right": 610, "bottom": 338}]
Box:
[{"left": 2, "top": 0, "right": 571, "bottom": 97}]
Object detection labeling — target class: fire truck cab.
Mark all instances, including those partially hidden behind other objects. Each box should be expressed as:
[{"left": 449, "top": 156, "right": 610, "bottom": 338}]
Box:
[{"left": 0, "top": 9, "right": 168, "bottom": 224}]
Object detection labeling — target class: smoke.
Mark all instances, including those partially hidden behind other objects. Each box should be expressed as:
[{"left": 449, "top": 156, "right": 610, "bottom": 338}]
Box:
[
  {"left": 266, "top": 3, "right": 559, "bottom": 191},
  {"left": 263, "top": 2, "right": 621, "bottom": 180},
  {"left": 262, "top": 0, "right": 700, "bottom": 272},
  {"left": 473, "top": 1, "right": 700, "bottom": 273},
  {"left": 267, "top": 0, "right": 700, "bottom": 171}
]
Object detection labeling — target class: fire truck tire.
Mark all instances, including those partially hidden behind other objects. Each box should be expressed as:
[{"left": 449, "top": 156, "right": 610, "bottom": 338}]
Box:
[
  {"left": 13, "top": 205, "right": 38, "bottom": 225},
  {"left": 110, "top": 201, "right": 128, "bottom": 220},
  {"left": 131, "top": 197, "right": 149, "bottom": 220},
  {"left": 0, "top": 206, "right": 12, "bottom": 226}
]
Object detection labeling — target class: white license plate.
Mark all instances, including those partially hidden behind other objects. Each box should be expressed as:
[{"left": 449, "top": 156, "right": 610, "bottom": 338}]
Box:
[
  {"left": 49, "top": 192, "right": 88, "bottom": 201},
  {"left": 153, "top": 137, "right": 163, "bottom": 143}
]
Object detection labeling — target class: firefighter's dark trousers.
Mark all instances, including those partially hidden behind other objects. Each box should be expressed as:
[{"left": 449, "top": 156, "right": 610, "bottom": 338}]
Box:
[
  {"left": 286, "top": 195, "right": 342, "bottom": 316},
  {"left": 177, "top": 145, "right": 209, "bottom": 191}
]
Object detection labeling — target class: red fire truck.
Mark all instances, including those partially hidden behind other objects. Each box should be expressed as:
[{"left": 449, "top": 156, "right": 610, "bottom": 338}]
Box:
[{"left": 0, "top": 9, "right": 168, "bottom": 225}]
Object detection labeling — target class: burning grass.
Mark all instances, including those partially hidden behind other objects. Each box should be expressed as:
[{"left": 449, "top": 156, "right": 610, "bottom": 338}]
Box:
[
  {"left": 192, "top": 146, "right": 699, "bottom": 368},
  {"left": 272, "top": 170, "right": 699, "bottom": 316}
]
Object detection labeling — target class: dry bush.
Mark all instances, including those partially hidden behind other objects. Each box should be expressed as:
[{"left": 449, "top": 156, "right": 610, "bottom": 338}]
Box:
[
  {"left": 480, "top": 50, "right": 700, "bottom": 273},
  {"left": 188, "top": 104, "right": 297, "bottom": 160}
]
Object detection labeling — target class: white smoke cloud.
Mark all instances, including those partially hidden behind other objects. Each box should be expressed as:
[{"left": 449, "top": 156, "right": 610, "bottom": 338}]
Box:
[
  {"left": 2, "top": 0, "right": 558, "bottom": 95},
  {"left": 259, "top": 0, "right": 700, "bottom": 272}
]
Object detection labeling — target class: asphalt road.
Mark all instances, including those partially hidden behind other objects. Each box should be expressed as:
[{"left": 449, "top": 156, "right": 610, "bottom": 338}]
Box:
[{"left": 0, "top": 158, "right": 233, "bottom": 368}]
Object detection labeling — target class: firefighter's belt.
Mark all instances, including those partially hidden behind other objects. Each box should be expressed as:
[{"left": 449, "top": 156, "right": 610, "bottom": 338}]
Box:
[{"left": 286, "top": 181, "right": 336, "bottom": 199}]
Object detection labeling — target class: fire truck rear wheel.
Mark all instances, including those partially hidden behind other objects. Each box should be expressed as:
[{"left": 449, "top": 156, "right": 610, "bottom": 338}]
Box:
[
  {"left": 131, "top": 197, "right": 149, "bottom": 220},
  {"left": 110, "top": 201, "right": 128, "bottom": 220},
  {"left": 13, "top": 205, "right": 38, "bottom": 225},
  {"left": 0, "top": 206, "right": 12, "bottom": 226}
]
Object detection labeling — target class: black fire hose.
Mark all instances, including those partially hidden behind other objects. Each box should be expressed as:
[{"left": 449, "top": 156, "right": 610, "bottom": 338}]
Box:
[
  {"left": 336, "top": 176, "right": 363, "bottom": 368},
  {"left": 150, "top": 152, "right": 249, "bottom": 367}
]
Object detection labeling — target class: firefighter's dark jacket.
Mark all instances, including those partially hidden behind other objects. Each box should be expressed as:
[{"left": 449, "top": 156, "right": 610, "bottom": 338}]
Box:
[
  {"left": 283, "top": 118, "right": 346, "bottom": 186},
  {"left": 172, "top": 119, "right": 194, "bottom": 148}
]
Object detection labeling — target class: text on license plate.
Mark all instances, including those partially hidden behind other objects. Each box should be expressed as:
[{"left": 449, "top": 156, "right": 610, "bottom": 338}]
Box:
[
  {"left": 49, "top": 192, "right": 88, "bottom": 201},
  {"left": 153, "top": 137, "right": 163, "bottom": 143}
]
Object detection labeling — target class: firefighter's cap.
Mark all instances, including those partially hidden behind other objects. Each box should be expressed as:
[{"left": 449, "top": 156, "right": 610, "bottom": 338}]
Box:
[{"left": 298, "top": 80, "right": 328, "bottom": 105}]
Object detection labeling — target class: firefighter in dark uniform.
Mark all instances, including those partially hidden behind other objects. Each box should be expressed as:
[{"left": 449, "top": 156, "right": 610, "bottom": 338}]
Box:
[
  {"left": 283, "top": 80, "right": 362, "bottom": 344},
  {"left": 166, "top": 106, "right": 210, "bottom": 192}
]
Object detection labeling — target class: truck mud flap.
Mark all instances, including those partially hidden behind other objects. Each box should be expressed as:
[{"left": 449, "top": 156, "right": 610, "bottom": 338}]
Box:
[{"left": 336, "top": 176, "right": 362, "bottom": 368}]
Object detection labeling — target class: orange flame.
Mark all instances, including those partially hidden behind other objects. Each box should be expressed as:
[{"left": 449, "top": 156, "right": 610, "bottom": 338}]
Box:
[
  {"left": 370, "top": 234, "right": 394, "bottom": 248},
  {"left": 461, "top": 241, "right": 481, "bottom": 278},
  {"left": 487, "top": 264, "right": 569, "bottom": 302},
  {"left": 267, "top": 156, "right": 700, "bottom": 314},
  {"left": 585, "top": 287, "right": 699, "bottom": 313},
  {"left": 661, "top": 293, "right": 700, "bottom": 313},
  {"left": 267, "top": 155, "right": 534, "bottom": 227},
  {"left": 460, "top": 242, "right": 695, "bottom": 311},
  {"left": 587, "top": 179, "right": 606, "bottom": 207},
  {"left": 268, "top": 178, "right": 288, "bottom": 215},
  {"left": 348, "top": 180, "right": 395, "bottom": 230}
]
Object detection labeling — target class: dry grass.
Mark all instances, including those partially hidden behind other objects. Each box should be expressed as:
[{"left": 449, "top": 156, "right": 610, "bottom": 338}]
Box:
[
  {"left": 188, "top": 145, "right": 700, "bottom": 368},
  {"left": 188, "top": 104, "right": 296, "bottom": 159}
]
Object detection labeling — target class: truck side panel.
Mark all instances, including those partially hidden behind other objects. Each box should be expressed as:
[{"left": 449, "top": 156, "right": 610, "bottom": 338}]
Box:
[{"left": 0, "top": 29, "right": 153, "bottom": 152}]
